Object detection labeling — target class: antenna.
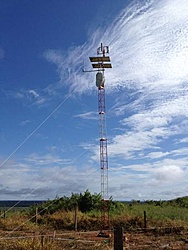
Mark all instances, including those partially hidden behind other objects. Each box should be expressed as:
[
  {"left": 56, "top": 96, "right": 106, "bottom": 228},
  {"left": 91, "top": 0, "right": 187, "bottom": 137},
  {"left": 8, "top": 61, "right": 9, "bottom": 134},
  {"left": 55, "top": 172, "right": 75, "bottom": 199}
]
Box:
[
  {"left": 83, "top": 43, "right": 111, "bottom": 73},
  {"left": 97, "top": 43, "right": 109, "bottom": 56},
  {"left": 85, "top": 43, "right": 112, "bottom": 236}
]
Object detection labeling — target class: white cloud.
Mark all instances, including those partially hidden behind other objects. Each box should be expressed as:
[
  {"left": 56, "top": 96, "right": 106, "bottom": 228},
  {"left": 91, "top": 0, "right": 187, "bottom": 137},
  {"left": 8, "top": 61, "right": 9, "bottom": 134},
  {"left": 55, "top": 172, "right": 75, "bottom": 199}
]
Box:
[
  {"left": 121, "top": 94, "right": 188, "bottom": 131},
  {"left": 24, "top": 153, "right": 71, "bottom": 166},
  {"left": 149, "top": 165, "right": 184, "bottom": 185},
  {"left": 28, "top": 90, "right": 39, "bottom": 98},
  {"left": 74, "top": 111, "right": 98, "bottom": 120},
  {"left": 176, "top": 138, "right": 188, "bottom": 144},
  {"left": 107, "top": 0, "right": 188, "bottom": 89},
  {"left": 44, "top": 0, "right": 188, "bottom": 94},
  {"left": 0, "top": 155, "right": 100, "bottom": 200},
  {"left": 21, "top": 120, "right": 31, "bottom": 126},
  {"left": 1, "top": 150, "right": 188, "bottom": 201},
  {"left": 108, "top": 157, "right": 188, "bottom": 200},
  {"left": 147, "top": 151, "right": 170, "bottom": 159},
  {"left": 27, "top": 89, "right": 46, "bottom": 105},
  {"left": 44, "top": 0, "right": 188, "bottom": 156},
  {"left": 8, "top": 89, "right": 47, "bottom": 106},
  {"left": 172, "top": 148, "right": 188, "bottom": 157},
  {"left": 38, "top": 0, "right": 188, "bottom": 200}
]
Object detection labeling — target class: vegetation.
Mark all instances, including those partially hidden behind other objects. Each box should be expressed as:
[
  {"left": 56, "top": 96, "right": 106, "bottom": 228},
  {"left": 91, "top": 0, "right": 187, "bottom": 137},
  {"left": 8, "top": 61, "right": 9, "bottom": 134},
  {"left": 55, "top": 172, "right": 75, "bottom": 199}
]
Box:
[
  {"left": 29, "top": 190, "right": 102, "bottom": 215},
  {"left": 1, "top": 192, "right": 188, "bottom": 249},
  {"left": 34, "top": 194, "right": 188, "bottom": 230}
]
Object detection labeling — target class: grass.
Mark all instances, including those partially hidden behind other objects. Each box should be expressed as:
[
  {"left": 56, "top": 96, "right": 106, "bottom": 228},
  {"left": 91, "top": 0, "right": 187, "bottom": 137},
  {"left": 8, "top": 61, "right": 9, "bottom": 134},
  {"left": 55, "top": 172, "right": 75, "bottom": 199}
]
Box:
[
  {"left": 2, "top": 202, "right": 188, "bottom": 232},
  {"left": 0, "top": 238, "right": 111, "bottom": 250},
  {"left": 1, "top": 200, "right": 188, "bottom": 249},
  {"left": 120, "top": 203, "right": 188, "bottom": 227}
]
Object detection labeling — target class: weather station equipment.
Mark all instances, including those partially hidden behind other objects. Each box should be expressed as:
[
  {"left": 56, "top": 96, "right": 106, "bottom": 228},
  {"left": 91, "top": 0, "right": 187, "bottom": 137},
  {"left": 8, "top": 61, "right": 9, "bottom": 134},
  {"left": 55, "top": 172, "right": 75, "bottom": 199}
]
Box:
[{"left": 83, "top": 43, "right": 112, "bottom": 236}]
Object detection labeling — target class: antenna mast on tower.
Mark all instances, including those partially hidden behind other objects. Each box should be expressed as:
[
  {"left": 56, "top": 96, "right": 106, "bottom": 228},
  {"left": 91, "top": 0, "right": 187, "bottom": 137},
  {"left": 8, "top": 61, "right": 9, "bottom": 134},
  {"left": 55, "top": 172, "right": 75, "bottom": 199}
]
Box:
[{"left": 89, "top": 43, "right": 112, "bottom": 234}]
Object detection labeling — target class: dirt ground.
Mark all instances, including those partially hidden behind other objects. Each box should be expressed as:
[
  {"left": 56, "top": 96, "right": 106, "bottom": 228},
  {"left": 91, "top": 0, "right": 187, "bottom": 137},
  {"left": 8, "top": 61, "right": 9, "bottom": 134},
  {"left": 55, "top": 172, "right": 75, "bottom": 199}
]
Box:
[
  {"left": 1, "top": 228, "right": 188, "bottom": 249},
  {"left": 68, "top": 228, "right": 188, "bottom": 249},
  {"left": 43, "top": 229, "right": 188, "bottom": 249},
  {"left": 122, "top": 231, "right": 188, "bottom": 249}
]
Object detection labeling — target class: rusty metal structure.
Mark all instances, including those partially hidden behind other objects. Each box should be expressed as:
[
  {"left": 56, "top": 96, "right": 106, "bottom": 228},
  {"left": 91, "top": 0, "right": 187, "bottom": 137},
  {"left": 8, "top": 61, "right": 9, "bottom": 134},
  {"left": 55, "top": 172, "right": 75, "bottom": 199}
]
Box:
[{"left": 89, "top": 43, "right": 112, "bottom": 233}]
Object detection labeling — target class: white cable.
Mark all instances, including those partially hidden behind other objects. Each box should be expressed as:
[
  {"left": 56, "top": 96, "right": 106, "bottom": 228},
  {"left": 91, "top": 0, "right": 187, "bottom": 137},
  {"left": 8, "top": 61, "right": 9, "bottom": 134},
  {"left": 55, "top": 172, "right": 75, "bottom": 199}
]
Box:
[
  {"left": 0, "top": 92, "right": 72, "bottom": 168},
  {"left": 0, "top": 87, "right": 101, "bottom": 238},
  {"left": 0, "top": 168, "right": 100, "bottom": 239},
  {"left": 0, "top": 91, "right": 73, "bottom": 213},
  {"left": 3, "top": 148, "right": 88, "bottom": 214}
]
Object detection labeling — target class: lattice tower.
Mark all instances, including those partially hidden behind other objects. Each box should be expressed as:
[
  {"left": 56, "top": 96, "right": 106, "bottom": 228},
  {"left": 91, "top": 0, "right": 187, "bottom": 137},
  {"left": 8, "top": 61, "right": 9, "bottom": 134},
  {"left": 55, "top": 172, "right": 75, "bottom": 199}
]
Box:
[{"left": 89, "top": 43, "right": 112, "bottom": 232}]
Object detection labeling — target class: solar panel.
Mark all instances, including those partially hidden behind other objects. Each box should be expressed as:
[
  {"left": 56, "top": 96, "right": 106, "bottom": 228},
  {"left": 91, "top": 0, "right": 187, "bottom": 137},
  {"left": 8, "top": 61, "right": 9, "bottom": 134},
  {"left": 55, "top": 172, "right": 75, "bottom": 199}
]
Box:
[
  {"left": 92, "top": 63, "right": 112, "bottom": 68},
  {"left": 89, "top": 56, "right": 111, "bottom": 62}
]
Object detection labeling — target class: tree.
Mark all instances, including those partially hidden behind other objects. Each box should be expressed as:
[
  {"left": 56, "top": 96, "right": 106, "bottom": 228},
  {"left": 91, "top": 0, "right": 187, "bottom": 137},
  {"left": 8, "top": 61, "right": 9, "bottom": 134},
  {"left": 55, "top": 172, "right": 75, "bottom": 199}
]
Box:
[{"left": 78, "top": 190, "right": 93, "bottom": 212}]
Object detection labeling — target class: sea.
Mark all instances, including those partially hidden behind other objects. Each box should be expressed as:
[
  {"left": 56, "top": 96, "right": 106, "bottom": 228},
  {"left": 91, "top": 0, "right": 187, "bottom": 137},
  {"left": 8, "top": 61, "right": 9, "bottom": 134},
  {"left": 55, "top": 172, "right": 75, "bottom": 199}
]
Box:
[{"left": 0, "top": 200, "right": 45, "bottom": 208}]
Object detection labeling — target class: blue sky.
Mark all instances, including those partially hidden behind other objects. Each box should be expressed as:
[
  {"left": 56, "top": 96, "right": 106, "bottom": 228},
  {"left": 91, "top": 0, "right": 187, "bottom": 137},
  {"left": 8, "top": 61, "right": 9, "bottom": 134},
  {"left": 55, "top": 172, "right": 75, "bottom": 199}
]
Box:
[{"left": 1, "top": 0, "right": 188, "bottom": 201}]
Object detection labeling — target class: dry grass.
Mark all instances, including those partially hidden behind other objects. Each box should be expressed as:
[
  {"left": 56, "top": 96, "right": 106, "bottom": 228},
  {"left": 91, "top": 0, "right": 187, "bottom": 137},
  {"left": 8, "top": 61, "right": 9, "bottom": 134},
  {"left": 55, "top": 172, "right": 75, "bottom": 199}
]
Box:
[
  {"left": 38, "top": 211, "right": 101, "bottom": 231},
  {"left": 0, "top": 233, "right": 112, "bottom": 250},
  {"left": 1, "top": 204, "right": 188, "bottom": 249}
]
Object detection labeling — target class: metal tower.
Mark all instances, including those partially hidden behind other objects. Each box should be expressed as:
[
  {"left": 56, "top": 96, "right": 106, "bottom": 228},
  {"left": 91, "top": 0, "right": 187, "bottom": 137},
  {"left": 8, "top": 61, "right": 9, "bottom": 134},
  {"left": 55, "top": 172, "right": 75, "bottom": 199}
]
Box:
[{"left": 89, "top": 43, "right": 112, "bottom": 233}]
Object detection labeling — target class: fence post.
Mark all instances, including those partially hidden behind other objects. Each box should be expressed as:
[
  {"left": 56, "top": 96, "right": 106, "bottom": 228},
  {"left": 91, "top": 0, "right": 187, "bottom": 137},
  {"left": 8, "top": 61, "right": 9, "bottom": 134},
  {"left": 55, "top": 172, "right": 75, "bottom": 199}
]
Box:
[
  {"left": 74, "top": 204, "right": 78, "bottom": 231},
  {"left": 114, "top": 227, "right": 123, "bottom": 250},
  {"left": 144, "top": 210, "right": 147, "bottom": 229}
]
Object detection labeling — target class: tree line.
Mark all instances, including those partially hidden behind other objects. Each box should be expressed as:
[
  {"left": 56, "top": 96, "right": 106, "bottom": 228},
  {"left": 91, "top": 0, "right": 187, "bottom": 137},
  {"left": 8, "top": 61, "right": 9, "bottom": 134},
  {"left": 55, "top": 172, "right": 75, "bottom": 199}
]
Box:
[{"left": 29, "top": 190, "right": 103, "bottom": 215}]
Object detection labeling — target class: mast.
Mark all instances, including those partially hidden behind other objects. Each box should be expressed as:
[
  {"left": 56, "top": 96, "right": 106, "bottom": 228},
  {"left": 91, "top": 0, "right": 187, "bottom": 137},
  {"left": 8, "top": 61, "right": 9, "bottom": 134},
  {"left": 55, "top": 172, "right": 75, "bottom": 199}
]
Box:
[{"left": 89, "top": 43, "right": 112, "bottom": 232}]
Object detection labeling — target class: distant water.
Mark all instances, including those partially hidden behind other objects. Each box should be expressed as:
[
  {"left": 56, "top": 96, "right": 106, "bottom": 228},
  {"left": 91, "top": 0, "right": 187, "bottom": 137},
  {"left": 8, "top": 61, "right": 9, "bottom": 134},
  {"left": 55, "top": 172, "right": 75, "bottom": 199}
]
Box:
[{"left": 0, "top": 200, "right": 45, "bottom": 208}]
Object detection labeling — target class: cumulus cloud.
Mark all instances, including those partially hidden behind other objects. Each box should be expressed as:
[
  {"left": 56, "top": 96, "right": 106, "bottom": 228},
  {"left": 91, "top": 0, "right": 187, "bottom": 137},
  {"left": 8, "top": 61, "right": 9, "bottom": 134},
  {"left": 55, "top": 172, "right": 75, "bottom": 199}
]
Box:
[
  {"left": 0, "top": 155, "right": 99, "bottom": 200},
  {"left": 149, "top": 165, "right": 184, "bottom": 185}
]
